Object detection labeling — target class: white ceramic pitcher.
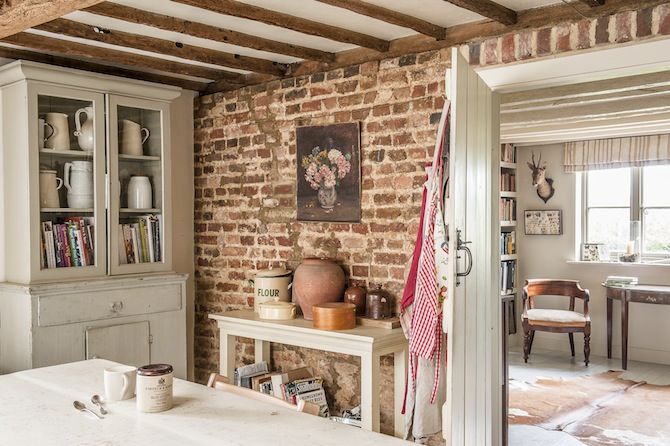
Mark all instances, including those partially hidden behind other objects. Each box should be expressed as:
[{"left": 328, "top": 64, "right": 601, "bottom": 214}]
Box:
[
  {"left": 63, "top": 161, "right": 93, "bottom": 208},
  {"left": 39, "top": 169, "right": 62, "bottom": 208},
  {"left": 74, "top": 106, "right": 94, "bottom": 152},
  {"left": 120, "top": 119, "right": 150, "bottom": 156},
  {"left": 44, "top": 112, "right": 70, "bottom": 150},
  {"left": 38, "top": 119, "right": 54, "bottom": 149}
]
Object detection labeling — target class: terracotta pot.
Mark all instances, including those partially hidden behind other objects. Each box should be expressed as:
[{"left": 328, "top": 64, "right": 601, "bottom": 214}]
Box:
[
  {"left": 293, "top": 258, "right": 346, "bottom": 320},
  {"left": 344, "top": 286, "right": 367, "bottom": 316}
]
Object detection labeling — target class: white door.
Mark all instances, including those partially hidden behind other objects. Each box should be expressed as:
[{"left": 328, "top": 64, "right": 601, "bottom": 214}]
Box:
[{"left": 443, "top": 48, "right": 502, "bottom": 446}]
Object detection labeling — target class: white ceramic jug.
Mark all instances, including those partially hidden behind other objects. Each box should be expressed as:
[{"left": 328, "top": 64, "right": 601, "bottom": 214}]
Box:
[
  {"left": 127, "top": 176, "right": 152, "bottom": 209},
  {"left": 64, "top": 161, "right": 94, "bottom": 208},
  {"left": 44, "top": 112, "right": 70, "bottom": 150},
  {"left": 74, "top": 106, "right": 94, "bottom": 152},
  {"left": 39, "top": 169, "right": 62, "bottom": 208},
  {"left": 38, "top": 119, "right": 54, "bottom": 150},
  {"left": 120, "top": 119, "right": 150, "bottom": 156}
]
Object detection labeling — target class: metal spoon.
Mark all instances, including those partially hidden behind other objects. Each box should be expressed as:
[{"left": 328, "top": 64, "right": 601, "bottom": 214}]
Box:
[
  {"left": 73, "top": 401, "right": 103, "bottom": 419},
  {"left": 91, "top": 395, "right": 108, "bottom": 415}
]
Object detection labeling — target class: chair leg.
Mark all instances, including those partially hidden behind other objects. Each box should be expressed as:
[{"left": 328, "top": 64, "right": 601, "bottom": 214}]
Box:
[
  {"left": 584, "top": 326, "right": 591, "bottom": 366},
  {"left": 569, "top": 333, "right": 575, "bottom": 357},
  {"left": 528, "top": 330, "right": 536, "bottom": 355},
  {"left": 523, "top": 326, "right": 531, "bottom": 363}
]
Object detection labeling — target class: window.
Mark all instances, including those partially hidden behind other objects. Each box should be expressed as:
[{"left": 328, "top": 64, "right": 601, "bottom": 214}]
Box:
[{"left": 584, "top": 165, "right": 670, "bottom": 261}]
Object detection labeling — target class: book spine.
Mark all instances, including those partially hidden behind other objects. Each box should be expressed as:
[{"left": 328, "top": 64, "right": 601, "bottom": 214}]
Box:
[
  {"left": 131, "top": 225, "right": 140, "bottom": 263},
  {"left": 146, "top": 216, "right": 155, "bottom": 263},
  {"left": 67, "top": 223, "right": 81, "bottom": 267}
]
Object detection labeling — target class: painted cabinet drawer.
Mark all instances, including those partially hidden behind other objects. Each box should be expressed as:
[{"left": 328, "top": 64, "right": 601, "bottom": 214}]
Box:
[{"left": 37, "top": 283, "right": 182, "bottom": 327}]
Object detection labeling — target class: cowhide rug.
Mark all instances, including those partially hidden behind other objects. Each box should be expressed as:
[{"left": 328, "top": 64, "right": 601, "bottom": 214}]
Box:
[{"left": 509, "top": 371, "right": 670, "bottom": 446}]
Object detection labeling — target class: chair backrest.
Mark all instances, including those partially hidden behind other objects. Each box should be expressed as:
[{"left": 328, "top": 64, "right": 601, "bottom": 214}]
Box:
[
  {"left": 523, "top": 279, "right": 589, "bottom": 311},
  {"left": 207, "top": 373, "right": 320, "bottom": 415}
]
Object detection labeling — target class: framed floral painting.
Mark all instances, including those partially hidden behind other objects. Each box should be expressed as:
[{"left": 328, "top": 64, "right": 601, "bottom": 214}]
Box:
[{"left": 296, "top": 122, "right": 361, "bottom": 222}]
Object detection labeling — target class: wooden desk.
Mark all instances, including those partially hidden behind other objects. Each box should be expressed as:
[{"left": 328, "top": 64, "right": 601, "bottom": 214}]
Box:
[
  {"left": 209, "top": 310, "right": 408, "bottom": 437},
  {"left": 602, "top": 284, "right": 670, "bottom": 370}
]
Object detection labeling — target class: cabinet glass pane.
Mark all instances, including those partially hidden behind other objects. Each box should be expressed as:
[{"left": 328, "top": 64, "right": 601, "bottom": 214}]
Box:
[
  {"left": 116, "top": 105, "right": 164, "bottom": 265},
  {"left": 38, "top": 95, "right": 97, "bottom": 270}
]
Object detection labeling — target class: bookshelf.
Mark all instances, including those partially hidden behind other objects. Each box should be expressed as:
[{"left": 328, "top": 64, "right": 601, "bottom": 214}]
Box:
[{"left": 500, "top": 143, "right": 518, "bottom": 335}]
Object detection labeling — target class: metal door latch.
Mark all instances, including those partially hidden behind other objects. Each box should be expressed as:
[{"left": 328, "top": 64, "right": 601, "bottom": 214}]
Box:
[{"left": 455, "top": 229, "right": 473, "bottom": 286}]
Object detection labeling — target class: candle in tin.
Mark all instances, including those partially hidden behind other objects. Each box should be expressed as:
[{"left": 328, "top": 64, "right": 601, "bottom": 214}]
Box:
[{"left": 136, "top": 363, "right": 173, "bottom": 413}]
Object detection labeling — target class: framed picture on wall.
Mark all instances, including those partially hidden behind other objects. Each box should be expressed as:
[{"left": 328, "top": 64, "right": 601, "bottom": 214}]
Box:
[
  {"left": 524, "top": 209, "right": 562, "bottom": 235},
  {"left": 296, "top": 122, "right": 361, "bottom": 222}
]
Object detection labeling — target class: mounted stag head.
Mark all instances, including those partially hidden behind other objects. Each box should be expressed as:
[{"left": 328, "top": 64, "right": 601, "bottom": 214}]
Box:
[{"left": 527, "top": 152, "right": 555, "bottom": 203}]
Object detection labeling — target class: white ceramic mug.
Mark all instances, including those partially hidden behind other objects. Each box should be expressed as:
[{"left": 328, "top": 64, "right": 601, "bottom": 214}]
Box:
[
  {"left": 104, "top": 365, "right": 137, "bottom": 401},
  {"left": 44, "top": 112, "right": 70, "bottom": 150},
  {"left": 39, "top": 169, "right": 62, "bottom": 208},
  {"left": 120, "top": 119, "right": 150, "bottom": 156}
]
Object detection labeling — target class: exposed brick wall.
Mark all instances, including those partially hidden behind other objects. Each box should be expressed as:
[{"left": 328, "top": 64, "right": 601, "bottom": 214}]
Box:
[{"left": 193, "top": 3, "right": 670, "bottom": 438}]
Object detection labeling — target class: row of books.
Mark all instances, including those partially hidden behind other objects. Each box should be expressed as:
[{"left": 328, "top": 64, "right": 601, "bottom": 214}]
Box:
[
  {"left": 500, "top": 172, "right": 516, "bottom": 192},
  {"left": 501, "top": 260, "right": 517, "bottom": 295},
  {"left": 118, "top": 214, "right": 162, "bottom": 264},
  {"left": 500, "top": 231, "right": 516, "bottom": 256},
  {"left": 41, "top": 218, "right": 95, "bottom": 269},
  {"left": 500, "top": 198, "right": 517, "bottom": 221},
  {"left": 501, "top": 143, "right": 516, "bottom": 163}
]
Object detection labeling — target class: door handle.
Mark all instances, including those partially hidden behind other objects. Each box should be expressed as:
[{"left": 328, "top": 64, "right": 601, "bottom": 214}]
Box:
[{"left": 455, "top": 229, "right": 473, "bottom": 286}]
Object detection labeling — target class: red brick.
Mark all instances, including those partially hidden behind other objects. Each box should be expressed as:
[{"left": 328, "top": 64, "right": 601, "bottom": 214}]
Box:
[
  {"left": 660, "top": 5, "right": 670, "bottom": 35},
  {"left": 576, "top": 20, "right": 591, "bottom": 49},
  {"left": 615, "top": 12, "right": 632, "bottom": 42},
  {"left": 637, "top": 8, "right": 653, "bottom": 37},
  {"left": 483, "top": 38, "right": 498, "bottom": 65},
  {"left": 536, "top": 28, "right": 551, "bottom": 55},
  {"left": 556, "top": 24, "right": 570, "bottom": 52},
  {"left": 501, "top": 34, "right": 515, "bottom": 63}
]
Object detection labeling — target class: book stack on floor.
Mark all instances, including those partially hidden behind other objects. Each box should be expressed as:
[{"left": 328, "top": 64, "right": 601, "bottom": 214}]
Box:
[
  {"left": 604, "top": 276, "right": 639, "bottom": 287},
  {"left": 119, "top": 214, "right": 162, "bottom": 264},
  {"left": 41, "top": 218, "right": 95, "bottom": 269}
]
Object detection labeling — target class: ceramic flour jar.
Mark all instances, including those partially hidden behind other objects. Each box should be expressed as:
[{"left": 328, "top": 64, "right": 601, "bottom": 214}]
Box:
[{"left": 136, "top": 364, "right": 173, "bottom": 413}]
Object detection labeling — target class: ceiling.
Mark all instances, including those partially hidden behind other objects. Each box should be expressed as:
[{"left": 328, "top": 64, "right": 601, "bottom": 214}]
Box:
[{"left": 0, "top": 0, "right": 651, "bottom": 94}]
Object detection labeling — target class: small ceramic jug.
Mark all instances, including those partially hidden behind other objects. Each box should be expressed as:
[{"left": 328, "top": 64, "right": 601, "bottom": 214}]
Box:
[
  {"left": 127, "top": 176, "right": 152, "bottom": 209},
  {"left": 64, "top": 161, "right": 94, "bottom": 208},
  {"left": 38, "top": 118, "right": 54, "bottom": 149},
  {"left": 39, "top": 169, "right": 62, "bottom": 208},
  {"left": 74, "top": 106, "right": 94, "bottom": 152},
  {"left": 120, "top": 119, "right": 150, "bottom": 156},
  {"left": 45, "top": 112, "right": 70, "bottom": 150}
]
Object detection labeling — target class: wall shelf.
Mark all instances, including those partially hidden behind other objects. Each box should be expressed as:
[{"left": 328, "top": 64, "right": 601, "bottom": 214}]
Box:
[
  {"left": 500, "top": 161, "right": 516, "bottom": 170},
  {"left": 118, "top": 154, "right": 161, "bottom": 162},
  {"left": 500, "top": 191, "right": 517, "bottom": 198},
  {"left": 119, "top": 208, "right": 161, "bottom": 214},
  {"left": 501, "top": 254, "right": 518, "bottom": 261},
  {"left": 41, "top": 207, "right": 94, "bottom": 213},
  {"left": 39, "top": 149, "right": 92, "bottom": 158}
]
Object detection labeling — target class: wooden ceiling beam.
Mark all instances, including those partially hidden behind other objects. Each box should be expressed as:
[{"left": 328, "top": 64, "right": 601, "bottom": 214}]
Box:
[
  {"left": 442, "top": 0, "right": 517, "bottom": 26},
  {"left": 578, "top": 0, "right": 606, "bottom": 6},
  {"left": 0, "top": 45, "right": 210, "bottom": 91},
  {"left": 36, "top": 18, "right": 286, "bottom": 77},
  {"left": 314, "top": 0, "right": 446, "bottom": 40},
  {"left": 2, "top": 32, "right": 243, "bottom": 81},
  {"left": 84, "top": 2, "right": 335, "bottom": 63},
  {"left": 172, "top": 0, "right": 390, "bottom": 53},
  {"left": 0, "top": 0, "right": 104, "bottom": 39}
]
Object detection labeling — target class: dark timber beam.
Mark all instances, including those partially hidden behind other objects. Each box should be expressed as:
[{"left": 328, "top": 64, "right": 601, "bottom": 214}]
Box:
[
  {"left": 0, "top": 0, "right": 103, "bottom": 39},
  {"left": 172, "top": 0, "right": 390, "bottom": 53},
  {"left": 84, "top": 2, "right": 335, "bottom": 63},
  {"left": 578, "top": 0, "right": 606, "bottom": 6},
  {"left": 2, "top": 32, "right": 243, "bottom": 81},
  {"left": 442, "top": 0, "right": 517, "bottom": 26},
  {"left": 314, "top": 0, "right": 446, "bottom": 40},
  {"left": 36, "top": 18, "right": 286, "bottom": 76},
  {"left": 0, "top": 45, "right": 210, "bottom": 91}
]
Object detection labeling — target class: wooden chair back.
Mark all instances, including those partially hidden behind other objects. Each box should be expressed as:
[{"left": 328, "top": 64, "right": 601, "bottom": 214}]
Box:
[
  {"left": 207, "top": 373, "right": 320, "bottom": 415},
  {"left": 523, "top": 279, "right": 589, "bottom": 313}
]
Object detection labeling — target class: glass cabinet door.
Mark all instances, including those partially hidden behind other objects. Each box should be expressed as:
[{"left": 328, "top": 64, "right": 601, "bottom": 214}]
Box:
[
  {"left": 108, "top": 95, "right": 171, "bottom": 275},
  {"left": 31, "top": 84, "right": 107, "bottom": 281}
]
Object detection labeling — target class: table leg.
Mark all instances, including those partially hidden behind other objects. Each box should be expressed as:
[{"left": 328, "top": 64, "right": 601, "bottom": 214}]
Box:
[
  {"left": 621, "top": 295, "right": 629, "bottom": 370},
  {"left": 360, "top": 352, "right": 381, "bottom": 432},
  {"left": 393, "top": 347, "right": 408, "bottom": 438},
  {"left": 254, "top": 339, "right": 270, "bottom": 364},
  {"left": 607, "top": 297, "right": 613, "bottom": 359},
  {"left": 219, "top": 330, "right": 236, "bottom": 380}
]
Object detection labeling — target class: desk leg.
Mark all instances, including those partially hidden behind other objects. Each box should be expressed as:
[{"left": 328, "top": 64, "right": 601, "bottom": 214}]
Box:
[
  {"left": 361, "top": 352, "right": 381, "bottom": 432},
  {"left": 394, "top": 347, "right": 408, "bottom": 438},
  {"left": 621, "top": 296, "right": 629, "bottom": 370},
  {"left": 607, "top": 297, "right": 613, "bottom": 359},
  {"left": 219, "top": 330, "right": 236, "bottom": 380},
  {"left": 255, "top": 339, "right": 270, "bottom": 364}
]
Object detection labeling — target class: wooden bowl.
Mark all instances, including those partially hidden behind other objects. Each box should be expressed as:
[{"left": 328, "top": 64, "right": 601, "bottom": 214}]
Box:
[{"left": 312, "top": 302, "right": 356, "bottom": 330}]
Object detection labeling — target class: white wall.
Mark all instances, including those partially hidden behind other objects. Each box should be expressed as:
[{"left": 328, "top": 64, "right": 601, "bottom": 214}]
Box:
[
  {"left": 170, "top": 91, "right": 196, "bottom": 381},
  {"left": 516, "top": 143, "right": 670, "bottom": 365}
]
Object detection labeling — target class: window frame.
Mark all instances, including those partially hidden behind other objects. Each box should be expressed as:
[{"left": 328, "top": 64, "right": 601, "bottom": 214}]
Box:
[{"left": 582, "top": 167, "right": 670, "bottom": 261}]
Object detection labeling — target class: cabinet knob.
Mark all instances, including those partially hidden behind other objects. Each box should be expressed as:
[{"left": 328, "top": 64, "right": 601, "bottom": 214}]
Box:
[{"left": 110, "top": 301, "right": 124, "bottom": 313}]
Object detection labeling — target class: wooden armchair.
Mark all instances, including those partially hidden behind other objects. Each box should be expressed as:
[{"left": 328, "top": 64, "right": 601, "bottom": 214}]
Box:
[
  {"left": 207, "top": 373, "right": 320, "bottom": 416},
  {"left": 522, "top": 279, "right": 591, "bottom": 365}
]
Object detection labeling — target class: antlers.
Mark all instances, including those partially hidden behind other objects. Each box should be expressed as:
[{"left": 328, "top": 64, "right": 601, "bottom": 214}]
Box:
[{"left": 528, "top": 152, "right": 546, "bottom": 170}]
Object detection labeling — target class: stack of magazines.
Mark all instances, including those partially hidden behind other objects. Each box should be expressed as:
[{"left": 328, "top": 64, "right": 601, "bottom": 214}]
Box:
[
  {"left": 41, "top": 218, "right": 94, "bottom": 268},
  {"left": 119, "top": 214, "right": 162, "bottom": 264},
  {"left": 604, "top": 276, "right": 639, "bottom": 287}
]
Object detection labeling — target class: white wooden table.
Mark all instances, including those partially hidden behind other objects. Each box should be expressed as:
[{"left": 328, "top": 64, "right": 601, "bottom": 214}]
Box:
[
  {"left": 209, "top": 310, "right": 408, "bottom": 436},
  {"left": 0, "top": 359, "right": 410, "bottom": 445}
]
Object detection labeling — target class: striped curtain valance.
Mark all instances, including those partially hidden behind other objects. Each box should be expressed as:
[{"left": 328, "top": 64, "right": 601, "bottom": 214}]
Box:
[{"left": 564, "top": 134, "right": 670, "bottom": 172}]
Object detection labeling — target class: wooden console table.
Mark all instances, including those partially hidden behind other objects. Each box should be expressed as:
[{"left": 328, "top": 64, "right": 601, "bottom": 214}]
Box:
[
  {"left": 602, "top": 283, "right": 670, "bottom": 370},
  {"left": 209, "top": 310, "right": 408, "bottom": 437}
]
